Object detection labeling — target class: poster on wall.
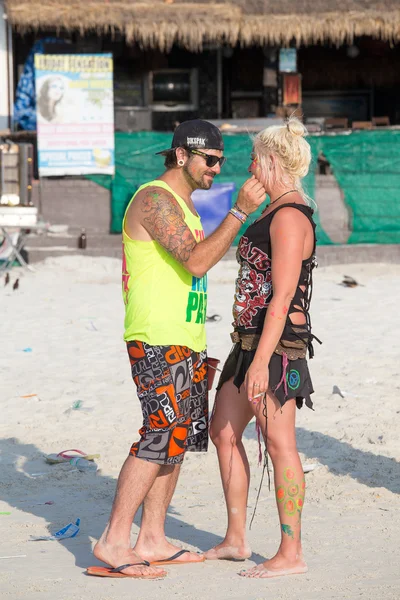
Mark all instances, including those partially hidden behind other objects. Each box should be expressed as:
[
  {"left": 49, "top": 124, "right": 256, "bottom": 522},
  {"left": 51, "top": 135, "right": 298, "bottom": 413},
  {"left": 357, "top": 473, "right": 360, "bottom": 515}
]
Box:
[
  {"left": 282, "top": 73, "right": 302, "bottom": 106},
  {"left": 34, "top": 53, "right": 115, "bottom": 176},
  {"left": 279, "top": 49, "right": 297, "bottom": 73}
]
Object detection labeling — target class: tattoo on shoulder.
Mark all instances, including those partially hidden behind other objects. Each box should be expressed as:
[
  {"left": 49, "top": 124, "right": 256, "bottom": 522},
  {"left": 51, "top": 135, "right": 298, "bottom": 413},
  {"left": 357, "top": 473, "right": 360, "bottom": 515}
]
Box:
[{"left": 140, "top": 187, "right": 196, "bottom": 263}]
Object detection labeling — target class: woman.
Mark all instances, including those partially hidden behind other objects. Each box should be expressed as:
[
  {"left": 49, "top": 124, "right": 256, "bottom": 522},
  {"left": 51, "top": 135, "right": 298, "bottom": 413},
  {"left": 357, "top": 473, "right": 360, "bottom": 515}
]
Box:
[
  {"left": 205, "top": 116, "right": 319, "bottom": 579},
  {"left": 37, "top": 76, "right": 65, "bottom": 122}
]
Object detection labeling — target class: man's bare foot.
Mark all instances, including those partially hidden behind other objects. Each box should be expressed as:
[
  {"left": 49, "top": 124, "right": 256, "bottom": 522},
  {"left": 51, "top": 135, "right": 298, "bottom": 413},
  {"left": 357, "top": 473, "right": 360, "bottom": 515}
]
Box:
[
  {"left": 93, "top": 540, "right": 167, "bottom": 578},
  {"left": 239, "top": 552, "right": 307, "bottom": 578},
  {"left": 135, "top": 540, "right": 204, "bottom": 565},
  {"left": 205, "top": 540, "right": 252, "bottom": 561}
]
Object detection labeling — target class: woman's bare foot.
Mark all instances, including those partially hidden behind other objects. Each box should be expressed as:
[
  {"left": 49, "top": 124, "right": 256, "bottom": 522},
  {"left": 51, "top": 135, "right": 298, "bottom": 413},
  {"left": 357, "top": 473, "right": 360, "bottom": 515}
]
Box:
[
  {"left": 239, "top": 551, "right": 307, "bottom": 578},
  {"left": 134, "top": 540, "right": 204, "bottom": 565},
  {"left": 205, "top": 539, "right": 252, "bottom": 561},
  {"left": 93, "top": 539, "right": 167, "bottom": 578}
]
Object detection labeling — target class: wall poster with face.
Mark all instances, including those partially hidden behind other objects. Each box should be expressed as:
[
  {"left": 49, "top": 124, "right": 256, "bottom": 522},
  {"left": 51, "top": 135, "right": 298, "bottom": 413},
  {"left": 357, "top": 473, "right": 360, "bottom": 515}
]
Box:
[{"left": 34, "top": 53, "right": 115, "bottom": 176}]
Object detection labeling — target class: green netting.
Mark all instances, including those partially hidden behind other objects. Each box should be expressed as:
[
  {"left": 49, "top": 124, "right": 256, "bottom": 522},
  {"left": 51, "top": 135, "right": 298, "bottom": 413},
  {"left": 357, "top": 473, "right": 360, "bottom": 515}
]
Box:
[
  {"left": 87, "top": 130, "right": 400, "bottom": 244},
  {"left": 315, "top": 131, "right": 400, "bottom": 244}
]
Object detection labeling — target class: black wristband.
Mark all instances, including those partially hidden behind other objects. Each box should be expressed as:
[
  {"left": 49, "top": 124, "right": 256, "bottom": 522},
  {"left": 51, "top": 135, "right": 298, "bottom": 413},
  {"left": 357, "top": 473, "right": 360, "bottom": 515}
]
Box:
[{"left": 234, "top": 202, "right": 249, "bottom": 217}]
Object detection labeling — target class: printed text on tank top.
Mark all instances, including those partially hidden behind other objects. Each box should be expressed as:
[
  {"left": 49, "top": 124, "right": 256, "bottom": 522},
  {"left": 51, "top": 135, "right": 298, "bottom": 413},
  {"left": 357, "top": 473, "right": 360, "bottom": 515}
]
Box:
[{"left": 233, "top": 202, "right": 320, "bottom": 357}]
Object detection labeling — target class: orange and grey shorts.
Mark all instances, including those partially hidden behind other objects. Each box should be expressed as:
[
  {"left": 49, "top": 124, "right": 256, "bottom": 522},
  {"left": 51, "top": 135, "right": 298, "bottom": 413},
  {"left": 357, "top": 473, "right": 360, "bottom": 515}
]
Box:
[{"left": 127, "top": 341, "right": 209, "bottom": 465}]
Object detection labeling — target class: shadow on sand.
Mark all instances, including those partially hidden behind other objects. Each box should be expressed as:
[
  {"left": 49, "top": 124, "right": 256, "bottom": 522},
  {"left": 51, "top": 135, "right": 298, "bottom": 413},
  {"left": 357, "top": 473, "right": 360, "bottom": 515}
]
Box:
[
  {"left": 243, "top": 424, "right": 400, "bottom": 495},
  {"left": 0, "top": 437, "right": 267, "bottom": 570}
]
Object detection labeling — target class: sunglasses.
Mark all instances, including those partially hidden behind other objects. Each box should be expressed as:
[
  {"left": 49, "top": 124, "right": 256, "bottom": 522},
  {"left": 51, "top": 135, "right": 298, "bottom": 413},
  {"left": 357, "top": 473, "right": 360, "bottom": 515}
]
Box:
[
  {"left": 190, "top": 149, "right": 227, "bottom": 168},
  {"left": 250, "top": 152, "right": 258, "bottom": 162}
]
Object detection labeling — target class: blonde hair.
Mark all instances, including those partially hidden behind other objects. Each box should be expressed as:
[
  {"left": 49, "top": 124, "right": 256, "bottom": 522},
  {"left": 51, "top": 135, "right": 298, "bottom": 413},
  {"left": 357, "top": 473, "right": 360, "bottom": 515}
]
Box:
[{"left": 253, "top": 116, "right": 312, "bottom": 204}]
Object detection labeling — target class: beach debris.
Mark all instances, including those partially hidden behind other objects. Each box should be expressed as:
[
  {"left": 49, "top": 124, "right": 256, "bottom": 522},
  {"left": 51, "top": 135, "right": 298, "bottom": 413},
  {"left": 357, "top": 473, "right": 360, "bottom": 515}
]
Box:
[
  {"left": 45, "top": 449, "right": 99, "bottom": 465},
  {"left": 368, "top": 435, "right": 384, "bottom": 445},
  {"left": 70, "top": 457, "right": 98, "bottom": 473},
  {"left": 13, "top": 278, "right": 19, "bottom": 290},
  {"left": 332, "top": 385, "right": 345, "bottom": 398},
  {"left": 0, "top": 512, "right": 11, "bottom": 515},
  {"left": 332, "top": 385, "right": 359, "bottom": 399},
  {"left": 22, "top": 348, "right": 32, "bottom": 353},
  {"left": 30, "top": 518, "right": 80, "bottom": 541},
  {"left": 86, "top": 320, "right": 98, "bottom": 331},
  {"left": 21, "top": 393, "right": 40, "bottom": 400},
  {"left": 303, "top": 463, "right": 319, "bottom": 474},
  {"left": 78, "top": 229, "right": 87, "bottom": 250},
  {"left": 340, "top": 275, "right": 364, "bottom": 288},
  {"left": 4, "top": 272, "right": 10, "bottom": 286},
  {"left": 206, "top": 314, "right": 222, "bottom": 322},
  {"left": 16, "top": 500, "right": 54, "bottom": 506},
  {"left": 0, "top": 555, "right": 27, "bottom": 559},
  {"left": 64, "top": 400, "right": 94, "bottom": 415}
]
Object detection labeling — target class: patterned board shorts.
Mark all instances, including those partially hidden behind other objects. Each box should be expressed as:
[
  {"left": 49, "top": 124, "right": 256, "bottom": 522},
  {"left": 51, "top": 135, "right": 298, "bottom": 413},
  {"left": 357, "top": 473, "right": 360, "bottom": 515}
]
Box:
[{"left": 127, "top": 341, "right": 209, "bottom": 465}]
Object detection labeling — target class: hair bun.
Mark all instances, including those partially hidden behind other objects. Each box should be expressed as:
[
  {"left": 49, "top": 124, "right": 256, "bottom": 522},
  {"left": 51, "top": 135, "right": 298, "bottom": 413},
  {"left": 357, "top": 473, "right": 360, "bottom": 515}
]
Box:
[{"left": 286, "top": 116, "right": 307, "bottom": 138}]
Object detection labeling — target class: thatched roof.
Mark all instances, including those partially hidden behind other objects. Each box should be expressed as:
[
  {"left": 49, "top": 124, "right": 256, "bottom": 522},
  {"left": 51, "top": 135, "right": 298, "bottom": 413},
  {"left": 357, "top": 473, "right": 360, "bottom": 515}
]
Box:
[{"left": 5, "top": 0, "right": 400, "bottom": 51}]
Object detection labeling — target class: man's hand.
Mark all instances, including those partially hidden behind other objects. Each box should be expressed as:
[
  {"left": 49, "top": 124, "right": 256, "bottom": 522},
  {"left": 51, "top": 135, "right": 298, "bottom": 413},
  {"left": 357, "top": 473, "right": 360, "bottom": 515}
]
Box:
[{"left": 236, "top": 176, "right": 267, "bottom": 215}]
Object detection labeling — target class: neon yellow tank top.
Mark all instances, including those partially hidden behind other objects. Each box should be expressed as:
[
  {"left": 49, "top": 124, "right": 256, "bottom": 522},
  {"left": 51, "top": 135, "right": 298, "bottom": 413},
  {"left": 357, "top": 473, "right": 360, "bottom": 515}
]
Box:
[{"left": 122, "top": 180, "right": 207, "bottom": 352}]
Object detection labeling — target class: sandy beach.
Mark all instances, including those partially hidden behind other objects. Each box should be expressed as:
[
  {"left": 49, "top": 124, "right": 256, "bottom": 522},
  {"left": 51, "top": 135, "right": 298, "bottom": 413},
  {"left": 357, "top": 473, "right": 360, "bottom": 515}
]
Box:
[{"left": 1, "top": 255, "right": 400, "bottom": 600}]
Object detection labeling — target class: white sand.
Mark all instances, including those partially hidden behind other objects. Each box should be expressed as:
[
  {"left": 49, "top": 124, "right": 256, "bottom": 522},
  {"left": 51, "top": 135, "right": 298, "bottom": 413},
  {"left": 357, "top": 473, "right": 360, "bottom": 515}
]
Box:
[{"left": 1, "top": 256, "right": 400, "bottom": 600}]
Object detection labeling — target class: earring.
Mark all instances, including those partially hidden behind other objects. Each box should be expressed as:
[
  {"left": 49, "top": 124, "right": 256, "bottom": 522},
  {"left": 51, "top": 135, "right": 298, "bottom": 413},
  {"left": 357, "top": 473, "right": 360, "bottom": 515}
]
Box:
[{"left": 178, "top": 159, "right": 185, "bottom": 167}]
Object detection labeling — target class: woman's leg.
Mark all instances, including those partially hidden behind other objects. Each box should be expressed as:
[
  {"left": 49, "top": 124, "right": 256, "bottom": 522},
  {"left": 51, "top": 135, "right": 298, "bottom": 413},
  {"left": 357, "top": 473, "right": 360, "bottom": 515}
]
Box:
[
  {"left": 205, "top": 378, "right": 254, "bottom": 560},
  {"left": 240, "top": 392, "right": 307, "bottom": 578}
]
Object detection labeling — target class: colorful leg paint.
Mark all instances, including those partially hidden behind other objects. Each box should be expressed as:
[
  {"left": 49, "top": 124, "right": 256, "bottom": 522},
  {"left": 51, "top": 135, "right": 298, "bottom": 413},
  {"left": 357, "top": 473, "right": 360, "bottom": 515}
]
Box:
[{"left": 276, "top": 468, "right": 306, "bottom": 541}]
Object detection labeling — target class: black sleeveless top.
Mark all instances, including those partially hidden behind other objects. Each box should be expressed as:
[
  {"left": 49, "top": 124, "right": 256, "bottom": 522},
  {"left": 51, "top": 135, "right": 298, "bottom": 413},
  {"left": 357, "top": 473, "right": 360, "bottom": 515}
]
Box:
[{"left": 232, "top": 203, "right": 319, "bottom": 357}]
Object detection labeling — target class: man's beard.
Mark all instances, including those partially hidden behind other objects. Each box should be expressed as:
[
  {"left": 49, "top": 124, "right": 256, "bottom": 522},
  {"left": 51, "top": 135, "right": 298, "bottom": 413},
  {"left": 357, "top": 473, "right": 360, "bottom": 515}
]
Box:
[{"left": 183, "top": 164, "right": 215, "bottom": 190}]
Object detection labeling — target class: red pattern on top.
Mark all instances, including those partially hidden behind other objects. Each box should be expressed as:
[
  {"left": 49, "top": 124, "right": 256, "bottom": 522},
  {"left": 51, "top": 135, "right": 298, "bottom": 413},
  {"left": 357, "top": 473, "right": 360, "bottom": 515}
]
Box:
[{"left": 233, "top": 235, "right": 272, "bottom": 329}]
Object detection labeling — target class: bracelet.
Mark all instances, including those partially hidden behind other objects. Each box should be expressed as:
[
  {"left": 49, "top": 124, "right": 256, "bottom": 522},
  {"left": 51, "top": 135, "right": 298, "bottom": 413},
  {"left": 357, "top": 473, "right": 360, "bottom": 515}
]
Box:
[
  {"left": 233, "top": 202, "right": 249, "bottom": 218},
  {"left": 229, "top": 208, "right": 247, "bottom": 224}
]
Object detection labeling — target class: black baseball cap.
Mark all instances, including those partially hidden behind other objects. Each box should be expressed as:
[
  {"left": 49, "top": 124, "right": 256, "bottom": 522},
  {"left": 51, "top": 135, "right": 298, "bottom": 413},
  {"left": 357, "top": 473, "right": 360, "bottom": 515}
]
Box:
[{"left": 155, "top": 119, "right": 224, "bottom": 155}]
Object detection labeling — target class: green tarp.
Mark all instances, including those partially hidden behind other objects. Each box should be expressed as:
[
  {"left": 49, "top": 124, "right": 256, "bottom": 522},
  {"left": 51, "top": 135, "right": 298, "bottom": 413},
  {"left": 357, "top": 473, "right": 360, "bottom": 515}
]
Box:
[
  {"left": 311, "top": 131, "right": 400, "bottom": 244},
  {"left": 87, "top": 130, "right": 400, "bottom": 245}
]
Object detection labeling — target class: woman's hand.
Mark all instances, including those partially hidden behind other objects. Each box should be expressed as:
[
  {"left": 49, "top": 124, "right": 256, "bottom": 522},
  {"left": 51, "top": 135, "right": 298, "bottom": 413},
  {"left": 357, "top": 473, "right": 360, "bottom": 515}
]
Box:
[{"left": 244, "top": 357, "right": 269, "bottom": 404}]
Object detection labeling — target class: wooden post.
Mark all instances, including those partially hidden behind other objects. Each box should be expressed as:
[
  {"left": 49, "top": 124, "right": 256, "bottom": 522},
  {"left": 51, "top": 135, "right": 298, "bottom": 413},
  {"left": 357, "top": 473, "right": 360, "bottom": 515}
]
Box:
[{"left": 0, "top": 3, "right": 13, "bottom": 131}]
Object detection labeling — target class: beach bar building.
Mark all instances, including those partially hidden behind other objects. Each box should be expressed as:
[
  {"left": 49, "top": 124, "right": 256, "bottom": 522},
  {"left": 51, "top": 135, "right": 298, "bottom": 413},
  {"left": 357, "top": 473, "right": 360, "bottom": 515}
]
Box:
[
  {"left": 1, "top": 0, "right": 400, "bottom": 254},
  {"left": 5, "top": 1, "right": 400, "bottom": 128}
]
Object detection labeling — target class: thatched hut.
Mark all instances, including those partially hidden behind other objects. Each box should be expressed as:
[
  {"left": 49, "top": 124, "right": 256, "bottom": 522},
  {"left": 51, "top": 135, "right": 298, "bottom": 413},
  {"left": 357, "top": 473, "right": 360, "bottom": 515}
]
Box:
[
  {"left": 3, "top": 0, "right": 400, "bottom": 242},
  {"left": 5, "top": 0, "right": 400, "bottom": 52},
  {"left": 5, "top": 0, "right": 400, "bottom": 128}
]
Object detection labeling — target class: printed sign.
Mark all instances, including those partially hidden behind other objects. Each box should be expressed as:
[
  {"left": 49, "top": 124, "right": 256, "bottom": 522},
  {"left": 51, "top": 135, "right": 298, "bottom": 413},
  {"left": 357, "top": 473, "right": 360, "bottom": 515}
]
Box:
[
  {"left": 283, "top": 73, "right": 302, "bottom": 106},
  {"left": 34, "top": 53, "right": 114, "bottom": 176},
  {"left": 279, "top": 48, "right": 297, "bottom": 73}
]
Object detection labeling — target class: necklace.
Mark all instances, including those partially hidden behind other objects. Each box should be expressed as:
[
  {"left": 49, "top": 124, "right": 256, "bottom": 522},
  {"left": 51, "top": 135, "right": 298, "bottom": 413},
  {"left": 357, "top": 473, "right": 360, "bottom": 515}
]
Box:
[{"left": 262, "top": 189, "right": 297, "bottom": 213}]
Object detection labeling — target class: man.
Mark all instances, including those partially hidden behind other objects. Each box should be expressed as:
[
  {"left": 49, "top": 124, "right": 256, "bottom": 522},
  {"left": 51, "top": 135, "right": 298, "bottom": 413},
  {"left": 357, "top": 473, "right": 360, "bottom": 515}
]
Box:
[{"left": 88, "top": 120, "right": 266, "bottom": 579}]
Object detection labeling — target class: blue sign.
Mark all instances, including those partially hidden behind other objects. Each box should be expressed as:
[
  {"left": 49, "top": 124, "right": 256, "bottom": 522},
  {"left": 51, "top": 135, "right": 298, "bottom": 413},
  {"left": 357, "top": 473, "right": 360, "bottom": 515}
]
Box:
[{"left": 279, "top": 49, "right": 297, "bottom": 73}]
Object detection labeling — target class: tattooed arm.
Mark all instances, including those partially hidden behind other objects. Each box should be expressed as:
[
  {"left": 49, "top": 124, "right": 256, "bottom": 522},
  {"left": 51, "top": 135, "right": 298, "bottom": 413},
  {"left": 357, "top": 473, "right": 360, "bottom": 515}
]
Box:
[
  {"left": 127, "top": 180, "right": 266, "bottom": 278},
  {"left": 139, "top": 186, "right": 198, "bottom": 265}
]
